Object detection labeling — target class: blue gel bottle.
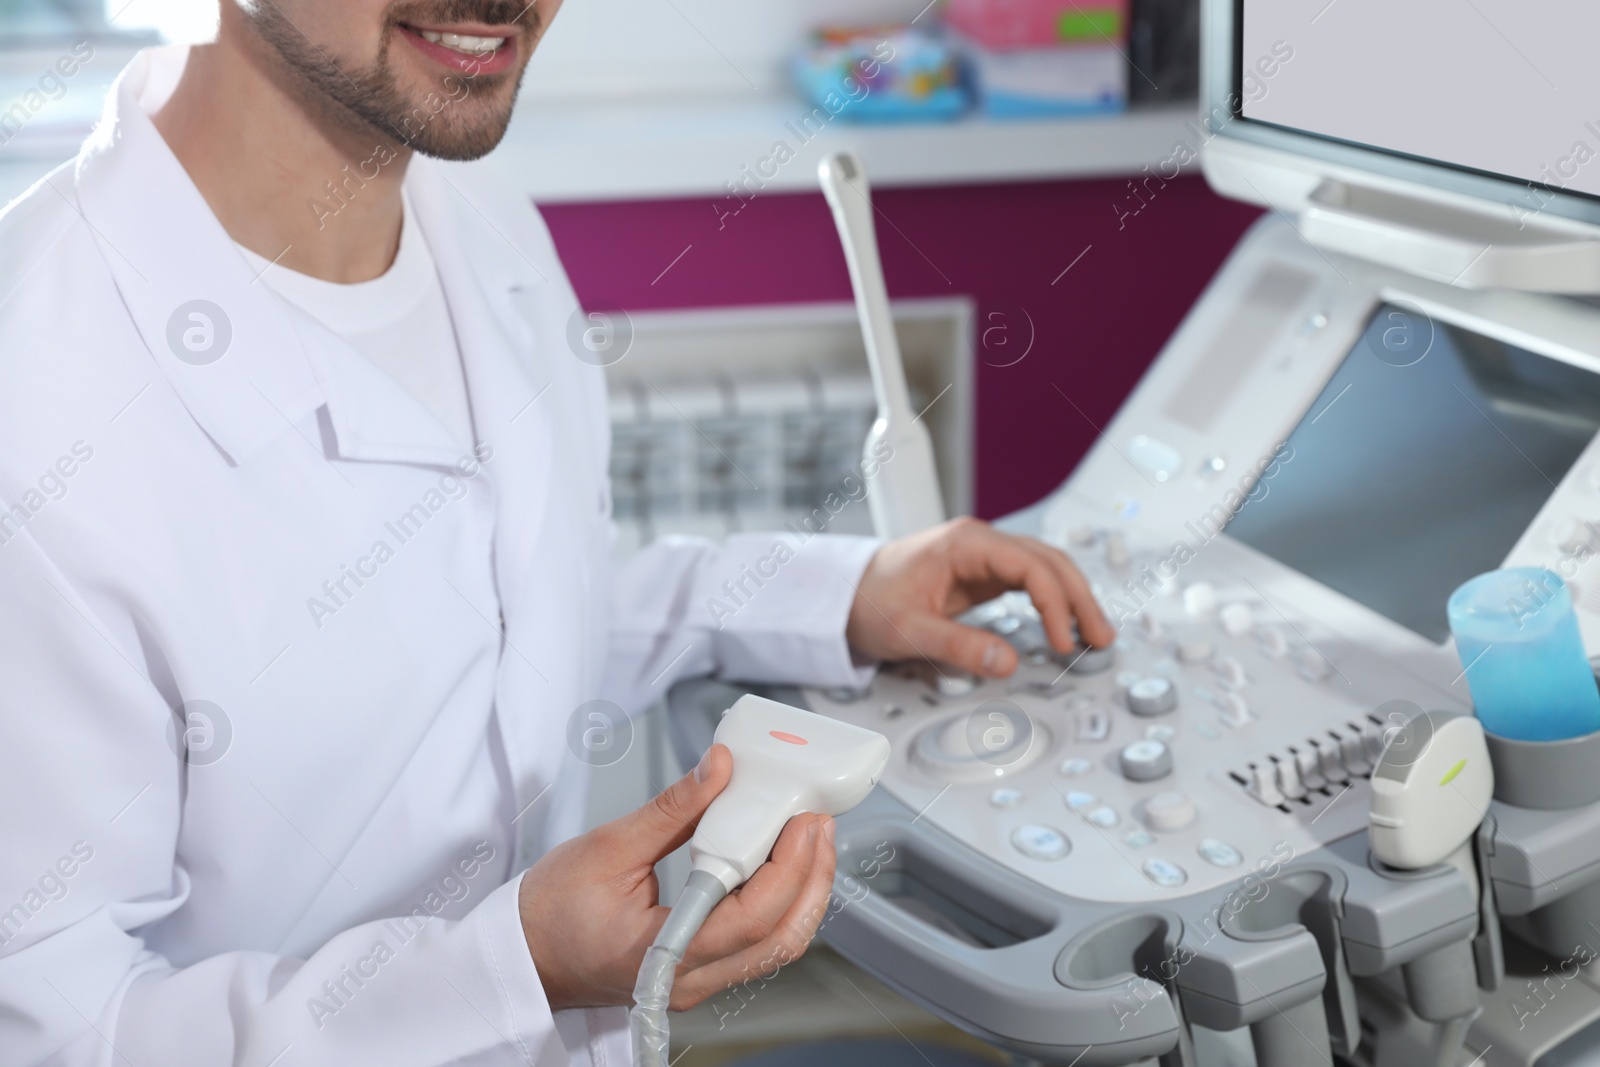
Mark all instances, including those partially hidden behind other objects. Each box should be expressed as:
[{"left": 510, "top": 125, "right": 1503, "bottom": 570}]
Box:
[{"left": 1448, "top": 567, "right": 1600, "bottom": 741}]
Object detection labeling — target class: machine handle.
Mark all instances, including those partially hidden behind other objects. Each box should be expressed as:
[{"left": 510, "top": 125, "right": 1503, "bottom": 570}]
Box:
[{"left": 824, "top": 814, "right": 1186, "bottom": 1066}]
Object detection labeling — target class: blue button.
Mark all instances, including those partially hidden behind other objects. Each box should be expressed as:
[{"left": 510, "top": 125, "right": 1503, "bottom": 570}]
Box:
[
  {"left": 990, "top": 788, "right": 1024, "bottom": 809},
  {"left": 1012, "top": 825, "right": 1071, "bottom": 861},
  {"left": 1198, "top": 839, "right": 1243, "bottom": 867},
  {"left": 1143, "top": 858, "right": 1188, "bottom": 888},
  {"left": 1085, "top": 806, "right": 1119, "bottom": 828}
]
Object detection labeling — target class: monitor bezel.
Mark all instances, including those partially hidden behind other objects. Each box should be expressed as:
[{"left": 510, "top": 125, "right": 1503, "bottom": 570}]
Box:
[{"left": 1205, "top": 0, "right": 1600, "bottom": 230}]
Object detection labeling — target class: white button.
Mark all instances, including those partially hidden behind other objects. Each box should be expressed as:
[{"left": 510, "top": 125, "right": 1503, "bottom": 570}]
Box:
[
  {"left": 1105, "top": 531, "right": 1132, "bottom": 569},
  {"left": 990, "top": 788, "right": 1024, "bottom": 809},
  {"left": 1176, "top": 637, "right": 1214, "bottom": 664},
  {"left": 1059, "top": 757, "right": 1094, "bottom": 777},
  {"left": 1085, "top": 806, "right": 1120, "bottom": 827},
  {"left": 1123, "top": 829, "right": 1155, "bottom": 848},
  {"left": 936, "top": 671, "right": 976, "bottom": 697},
  {"left": 1068, "top": 525, "right": 1097, "bottom": 547},
  {"left": 1219, "top": 603, "right": 1253, "bottom": 636},
  {"left": 1065, "top": 790, "right": 1098, "bottom": 811},
  {"left": 1077, "top": 709, "right": 1111, "bottom": 742},
  {"left": 1256, "top": 625, "right": 1289, "bottom": 658},
  {"left": 1214, "top": 657, "right": 1247, "bottom": 689},
  {"left": 1182, "top": 582, "right": 1217, "bottom": 617},
  {"left": 1144, "top": 724, "right": 1176, "bottom": 742},
  {"left": 1144, "top": 791, "right": 1197, "bottom": 832},
  {"left": 1295, "top": 647, "right": 1332, "bottom": 682},
  {"left": 1012, "top": 825, "right": 1070, "bottom": 861},
  {"left": 1198, "top": 839, "right": 1243, "bottom": 867},
  {"left": 1218, "top": 692, "right": 1252, "bottom": 727},
  {"left": 1143, "top": 858, "right": 1188, "bottom": 887}
]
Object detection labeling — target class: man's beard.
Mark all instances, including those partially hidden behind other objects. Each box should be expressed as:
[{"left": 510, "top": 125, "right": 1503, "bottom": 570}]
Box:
[{"left": 244, "top": 0, "right": 535, "bottom": 161}]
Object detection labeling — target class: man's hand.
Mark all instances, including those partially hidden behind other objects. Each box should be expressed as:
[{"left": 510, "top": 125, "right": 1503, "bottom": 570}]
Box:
[
  {"left": 847, "top": 517, "right": 1115, "bottom": 678},
  {"left": 518, "top": 744, "right": 834, "bottom": 1012}
]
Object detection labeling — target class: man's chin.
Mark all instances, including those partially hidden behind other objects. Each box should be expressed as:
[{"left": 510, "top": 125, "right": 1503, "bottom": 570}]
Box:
[
  {"left": 390, "top": 104, "right": 516, "bottom": 161},
  {"left": 409, "top": 126, "right": 512, "bottom": 161}
]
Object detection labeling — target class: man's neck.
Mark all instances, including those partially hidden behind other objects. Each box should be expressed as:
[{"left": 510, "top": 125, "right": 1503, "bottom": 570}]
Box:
[{"left": 152, "top": 37, "right": 411, "bottom": 284}]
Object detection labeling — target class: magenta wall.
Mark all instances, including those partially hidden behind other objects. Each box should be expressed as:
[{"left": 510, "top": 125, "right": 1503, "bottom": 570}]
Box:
[{"left": 540, "top": 175, "right": 1261, "bottom": 520}]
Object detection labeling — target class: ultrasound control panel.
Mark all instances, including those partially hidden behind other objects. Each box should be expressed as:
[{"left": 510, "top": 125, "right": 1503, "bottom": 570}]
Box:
[
  {"left": 809, "top": 536, "right": 1438, "bottom": 905},
  {"left": 803, "top": 214, "right": 1600, "bottom": 908}
]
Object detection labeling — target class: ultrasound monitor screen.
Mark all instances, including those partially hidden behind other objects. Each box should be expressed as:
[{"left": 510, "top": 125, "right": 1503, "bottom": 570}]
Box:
[
  {"left": 1240, "top": 1, "right": 1600, "bottom": 202},
  {"left": 1224, "top": 303, "right": 1600, "bottom": 642}
]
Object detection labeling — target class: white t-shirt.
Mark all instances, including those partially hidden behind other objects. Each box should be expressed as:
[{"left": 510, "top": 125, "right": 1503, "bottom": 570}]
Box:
[{"left": 237, "top": 196, "right": 476, "bottom": 448}]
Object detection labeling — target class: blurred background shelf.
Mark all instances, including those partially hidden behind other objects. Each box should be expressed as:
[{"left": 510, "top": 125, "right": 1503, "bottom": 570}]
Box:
[{"left": 494, "top": 95, "right": 1196, "bottom": 203}]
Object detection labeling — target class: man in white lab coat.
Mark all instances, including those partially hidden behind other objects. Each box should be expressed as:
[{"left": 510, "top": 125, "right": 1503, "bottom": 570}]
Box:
[{"left": 0, "top": 2, "right": 1111, "bottom": 1064}]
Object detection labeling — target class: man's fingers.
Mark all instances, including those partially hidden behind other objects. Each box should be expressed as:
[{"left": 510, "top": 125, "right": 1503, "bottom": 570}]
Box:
[
  {"left": 673, "top": 816, "right": 837, "bottom": 1007},
  {"left": 603, "top": 743, "right": 733, "bottom": 869},
  {"left": 899, "top": 611, "right": 1018, "bottom": 678},
  {"left": 1017, "top": 537, "right": 1116, "bottom": 649}
]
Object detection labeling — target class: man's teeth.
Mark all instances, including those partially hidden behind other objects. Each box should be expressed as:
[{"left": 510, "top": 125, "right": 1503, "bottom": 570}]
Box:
[{"left": 415, "top": 29, "right": 506, "bottom": 55}]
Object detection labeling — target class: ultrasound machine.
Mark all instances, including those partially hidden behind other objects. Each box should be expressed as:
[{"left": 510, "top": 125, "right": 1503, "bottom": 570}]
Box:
[{"left": 670, "top": 2, "right": 1600, "bottom": 1063}]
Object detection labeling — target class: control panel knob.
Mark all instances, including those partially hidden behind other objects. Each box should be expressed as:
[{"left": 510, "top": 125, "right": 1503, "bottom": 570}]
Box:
[
  {"left": 1218, "top": 692, "right": 1252, "bottom": 727},
  {"left": 1318, "top": 742, "right": 1350, "bottom": 785},
  {"left": 1340, "top": 731, "right": 1373, "bottom": 777},
  {"left": 1182, "top": 582, "right": 1217, "bottom": 617},
  {"left": 1120, "top": 739, "right": 1173, "bottom": 781},
  {"left": 1294, "top": 747, "right": 1326, "bottom": 791},
  {"left": 1218, "top": 602, "right": 1253, "bottom": 636},
  {"left": 1246, "top": 763, "right": 1284, "bottom": 806},
  {"left": 1144, "top": 791, "right": 1197, "bottom": 832},
  {"left": 1275, "top": 757, "right": 1307, "bottom": 802},
  {"left": 1061, "top": 644, "right": 1115, "bottom": 675},
  {"left": 1104, "top": 531, "right": 1132, "bottom": 569},
  {"left": 1126, "top": 676, "right": 1178, "bottom": 717}
]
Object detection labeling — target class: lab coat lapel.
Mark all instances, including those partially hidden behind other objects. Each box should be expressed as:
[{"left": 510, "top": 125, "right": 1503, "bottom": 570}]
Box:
[{"left": 72, "top": 47, "right": 325, "bottom": 466}]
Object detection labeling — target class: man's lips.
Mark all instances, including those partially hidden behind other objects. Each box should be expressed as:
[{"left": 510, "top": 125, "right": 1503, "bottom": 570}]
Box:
[{"left": 397, "top": 23, "right": 519, "bottom": 76}]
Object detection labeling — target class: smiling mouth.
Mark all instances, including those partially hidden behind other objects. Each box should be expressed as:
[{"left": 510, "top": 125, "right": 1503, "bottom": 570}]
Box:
[
  {"left": 396, "top": 20, "right": 523, "bottom": 74},
  {"left": 405, "top": 26, "right": 508, "bottom": 56}
]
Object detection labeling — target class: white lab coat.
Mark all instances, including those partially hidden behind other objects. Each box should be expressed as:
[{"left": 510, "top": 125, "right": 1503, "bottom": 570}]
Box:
[{"left": 0, "top": 46, "right": 879, "bottom": 1067}]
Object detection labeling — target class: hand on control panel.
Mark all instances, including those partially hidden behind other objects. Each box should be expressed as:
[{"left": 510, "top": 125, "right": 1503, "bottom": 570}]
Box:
[{"left": 846, "top": 517, "right": 1115, "bottom": 680}]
